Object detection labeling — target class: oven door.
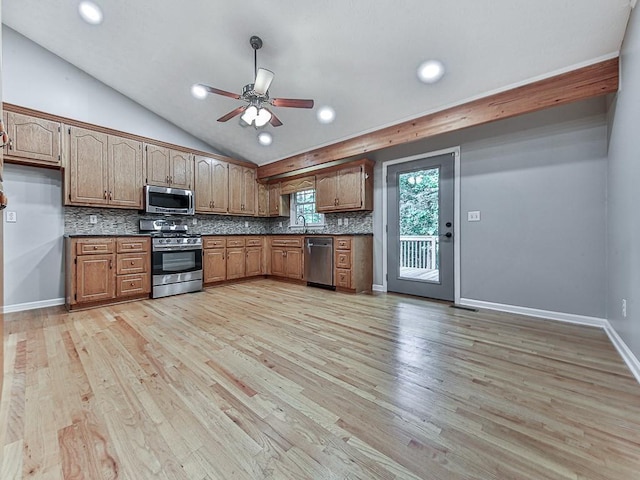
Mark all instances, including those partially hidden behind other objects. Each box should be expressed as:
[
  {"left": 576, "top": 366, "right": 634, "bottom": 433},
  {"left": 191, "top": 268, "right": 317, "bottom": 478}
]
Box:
[{"left": 152, "top": 248, "right": 203, "bottom": 276}]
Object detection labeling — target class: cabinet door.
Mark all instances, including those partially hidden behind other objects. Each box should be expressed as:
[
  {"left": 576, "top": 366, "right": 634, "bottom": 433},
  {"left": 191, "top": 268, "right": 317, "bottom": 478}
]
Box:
[
  {"left": 271, "top": 248, "right": 286, "bottom": 276},
  {"left": 68, "top": 126, "right": 109, "bottom": 205},
  {"left": 257, "top": 183, "right": 269, "bottom": 217},
  {"left": 245, "top": 247, "right": 263, "bottom": 276},
  {"left": 145, "top": 144, "right": 171, "bottom": 186},
  {"left": 315, "top": 171, "right": 338, "bottom": 212},
  {"left": 195, "top": 155, "right": 214, "bottom": 212},
  {"left": 5, "top": 111, "right": 61, "bottom": 166},
  {"left": 204, "top": 249, "right": 226, "bottom": 283},
  {"left": 336, "top": 165, "right": 362, "bottom": 209},
  {"left": 242, "top": 167, "right": 256, "bottom": 215},
  {"left": 210, "top": 159, "right": 229, "bottom": 213},
  {"left": 228, "top": 164, "right": 244, "bottom": 214},
  {"left": 76, "top": 254, "right": 115, "bottom": 303},
  {"left": 226, "top": 247, "right": 246, "bottom": 279},
  {"left": 285, "top": 248, "right": 303, "bottom": 279},
  {"left": 108, "top": 136, "right": 143, "bottom": 208},
  {"left": 170, "top": 150, "right": 193, "bottom": 189}
]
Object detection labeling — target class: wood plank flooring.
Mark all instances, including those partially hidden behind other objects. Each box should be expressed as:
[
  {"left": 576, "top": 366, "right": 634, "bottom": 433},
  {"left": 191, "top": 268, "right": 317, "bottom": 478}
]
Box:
[{"left": 1, "top": 279, "right": 639, "bottom": 479}]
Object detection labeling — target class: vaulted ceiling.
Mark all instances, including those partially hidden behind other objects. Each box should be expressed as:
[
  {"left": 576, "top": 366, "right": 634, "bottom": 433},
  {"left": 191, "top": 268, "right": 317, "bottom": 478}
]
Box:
[{"left": 2, "top": 1, "right": 633, "bottom": 165}]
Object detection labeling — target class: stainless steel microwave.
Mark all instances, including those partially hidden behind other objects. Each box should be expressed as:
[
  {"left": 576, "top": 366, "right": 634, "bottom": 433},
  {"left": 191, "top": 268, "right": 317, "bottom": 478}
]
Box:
[{"left": 144, "top": 185, "right": 194, "bottom": 215}]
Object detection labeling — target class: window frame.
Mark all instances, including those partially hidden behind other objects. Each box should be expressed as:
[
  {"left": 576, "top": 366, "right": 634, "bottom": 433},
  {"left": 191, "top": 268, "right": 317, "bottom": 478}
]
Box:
[{"left": 289, "top": 189, "right": 325, "bottom": 229}]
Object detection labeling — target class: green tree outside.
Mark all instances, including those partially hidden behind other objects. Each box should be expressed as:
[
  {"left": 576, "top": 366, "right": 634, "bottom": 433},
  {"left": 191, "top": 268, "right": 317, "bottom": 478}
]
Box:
[{"left": 399, "top": 168, "right": 439, "bottom": 236}]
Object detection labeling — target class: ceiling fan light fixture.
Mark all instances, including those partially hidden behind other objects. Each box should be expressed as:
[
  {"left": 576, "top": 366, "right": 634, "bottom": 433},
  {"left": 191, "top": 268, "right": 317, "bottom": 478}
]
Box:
[
  {"left": 254, "top": 108, "right": 272, "bottom": 127},
  {"left": 258, "top": 131, "right": 273, "bottom": 146},
  {"left": 241, "top": 105, "right": 258, "bottom": 125},
  {"left": 78, "top": 1, "right": 103, "bottom": 25},
  {"left": 254, "top": 69, "right": 275, "bottom": 95},
  {"left": 317, "top": 106, "right": 336, "bottom": 124},
  {"left": 417, "top": 60, "right": 445, "bottom": 84},
  {"left": 191, "top": 84, "right": 208, "bottom": 99}
]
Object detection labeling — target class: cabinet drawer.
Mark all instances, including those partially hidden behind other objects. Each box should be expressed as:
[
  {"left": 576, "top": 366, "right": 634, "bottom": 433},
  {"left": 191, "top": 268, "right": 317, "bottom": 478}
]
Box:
[
  {"left": 271, "top": 237, "right": 302, "bottom": 248},
  {"left": 116, "top": 253, "right": 148, "bottom": 275},
  {"left": 116, "top": 274, "right": 150, "bottom": 297},
  {"left": 117, "top": 237, "right": 150, "bottom": 253},
  {"left": 76, "top": 238, "right": 115, "bottom": 255},
  {"left": 335, "top": 251, "right": 352, "bottom": 269},
  {"left": 336, "top": 269, "right": 351, "bottom": 288},
  {"left": 226, "top": 238, "right": 246, "bottom": 247},
  {"left": 203, "top": 237, "right": 225, "bottom": 249},
  {"left": 246, "top": 237, "right": 263, "bottom": 247},
  {"left": 335, "top": 238, "right": 352, "bottom": 250}
]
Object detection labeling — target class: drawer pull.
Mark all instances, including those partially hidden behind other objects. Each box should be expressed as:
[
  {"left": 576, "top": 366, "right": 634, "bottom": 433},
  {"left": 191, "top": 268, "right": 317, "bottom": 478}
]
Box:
[
  {"left": 130, "top": 282, "right": 135, "bottom": 287},
  {"left": 93, "top": 246, "right": 98, "bottom": 250},
  {"left": 130, "top": 261, "right": 135, "bottom": 265}
]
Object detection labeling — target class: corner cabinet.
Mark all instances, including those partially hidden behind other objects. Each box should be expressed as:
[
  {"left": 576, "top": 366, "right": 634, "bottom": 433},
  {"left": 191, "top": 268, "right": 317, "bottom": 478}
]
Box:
[
  {"left": 315, "top": 160, "right": 374, "bottom": 213},
  {"left": 3, "top": 111, "right": 62, "bottom": 167},
  {"left": 145, "top": 143, "right": 193, "bottom": 190},
  {"left": 66, "top": 126, "right": 143, "bottom": 208},
  {"left": 66, "top": 236, "right": 150, "bottom": 310}
]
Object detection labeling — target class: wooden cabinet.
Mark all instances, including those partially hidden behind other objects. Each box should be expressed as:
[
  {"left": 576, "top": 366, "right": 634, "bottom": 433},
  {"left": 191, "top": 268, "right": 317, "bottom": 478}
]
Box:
[
  {"left": 145, "top": 143, "right": 193, "bottom": 189},
  {"left": 315, "top": 160, "right": 374, "bottom": 212},
  {"left": 333, "top": 236, "right": 373, "bottom": 293},
  {"left": 67, "top": 236, "right": 150, "bottom": 310},
  {"left": 195, "top": 155, "right": 229, "bottom": 213},
  {"left": 245, "top": 237, "right": 264, "bottom": 277},
  {"left": 229, "top": 164, "right": 256, "bottom": 215},
  {"left": 226, "top": 237, "right": 246, "bottom": 279},
  {"left": 268, "top": 183, "right": 290, "bottom": 217},
  {"left": 257, "top": 183, "right": 269, "bottom": 217},
  {"left": 3, "top": 111, "right": 61, "bottom": 167},
  {"left": 270, "top": 237, "right": 303, "bottom": 280},
  {"left": 203, "top": 237, "right": 227, "bottom": 284},
  {"left": 66, "top": 126, "right": 143, "bottom": 208}
]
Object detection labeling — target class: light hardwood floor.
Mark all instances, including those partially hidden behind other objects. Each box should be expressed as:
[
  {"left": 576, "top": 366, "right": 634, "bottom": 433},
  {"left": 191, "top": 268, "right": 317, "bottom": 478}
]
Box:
[{"left": 1, "top": 279, "right": 639, "bottom": 479}]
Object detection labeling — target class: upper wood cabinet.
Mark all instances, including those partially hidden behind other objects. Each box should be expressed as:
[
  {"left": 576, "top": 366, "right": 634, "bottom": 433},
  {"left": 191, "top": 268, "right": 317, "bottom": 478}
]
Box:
[
  {"left": 3, "top": 111, "right": 61, "bottom": 167},
  {"left": 195, "top": 155, "right": 229, "bottom": 214},
  {"left": 257, "top": 183, "right": 269, "bottom": 217},
  {"left": 268, "top": 183, "right": 290, "bottom": 217},
  {"left": 66, "top": 126, "right": 143, "bottom": 208},
  {"left": 229, "top": 164, "right": 257, "bottom": 215},
  {"left": 145, "top": 143, "right": 193, "bottom": 189},
  {"left": 315, "top": 160, "right": 374, "bottom": 213}
]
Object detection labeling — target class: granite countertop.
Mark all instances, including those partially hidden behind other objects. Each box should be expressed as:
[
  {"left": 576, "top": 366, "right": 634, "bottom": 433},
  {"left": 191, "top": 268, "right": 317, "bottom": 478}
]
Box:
[
  {"left": 64, "top": 234, "right": 151, "bottom": 238},
  {"left": 66, "top": 233, "right": 373, "bottom": 237}
]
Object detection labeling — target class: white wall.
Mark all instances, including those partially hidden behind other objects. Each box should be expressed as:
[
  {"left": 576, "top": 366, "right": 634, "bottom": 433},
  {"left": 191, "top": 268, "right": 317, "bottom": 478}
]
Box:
[
  {"left": 607, "top": 5, "right": 640, "bottom": 357},
  {"left": 2, "top": 27, "right": 219, "bottom": 153},
  {"left": 371, "top": 98, "right": 608, "bottom": 319},
  {"left": 3, "top": 165, "right": 65, "bottom": 310}
]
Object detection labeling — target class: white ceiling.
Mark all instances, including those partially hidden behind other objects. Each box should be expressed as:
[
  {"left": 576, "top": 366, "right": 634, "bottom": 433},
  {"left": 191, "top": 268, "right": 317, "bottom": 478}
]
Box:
[{"left": 2, "top": 1, "right": 632, "bottom": 166}]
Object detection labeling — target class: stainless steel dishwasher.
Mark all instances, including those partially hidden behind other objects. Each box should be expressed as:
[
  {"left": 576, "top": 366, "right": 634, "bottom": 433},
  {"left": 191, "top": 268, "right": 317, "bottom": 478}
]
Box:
[{"left": 304, "top": 237, "right": 334, "bottom": 288}]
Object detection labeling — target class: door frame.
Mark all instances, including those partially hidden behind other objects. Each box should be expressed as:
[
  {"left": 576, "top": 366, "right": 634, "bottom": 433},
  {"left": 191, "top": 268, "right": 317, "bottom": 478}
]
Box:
[{"left": 382, "top": 146, "right": 461, "bottom": 303}]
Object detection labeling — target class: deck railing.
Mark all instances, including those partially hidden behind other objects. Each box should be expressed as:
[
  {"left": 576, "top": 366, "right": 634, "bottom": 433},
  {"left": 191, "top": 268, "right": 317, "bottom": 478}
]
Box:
[{"left": 400, "top": 236, "right": 438, "bottom": 270}]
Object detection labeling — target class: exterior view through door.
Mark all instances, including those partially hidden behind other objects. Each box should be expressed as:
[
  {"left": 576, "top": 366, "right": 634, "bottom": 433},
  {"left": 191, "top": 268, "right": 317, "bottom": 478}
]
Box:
[{"left": 387, "top": 152, "right": 454, "bottom": 301}]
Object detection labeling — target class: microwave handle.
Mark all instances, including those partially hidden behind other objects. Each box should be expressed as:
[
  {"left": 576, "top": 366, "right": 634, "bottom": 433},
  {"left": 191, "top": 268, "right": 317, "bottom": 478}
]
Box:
[{"left": 190, "top": 191, "right": 194, "bottom": 212}]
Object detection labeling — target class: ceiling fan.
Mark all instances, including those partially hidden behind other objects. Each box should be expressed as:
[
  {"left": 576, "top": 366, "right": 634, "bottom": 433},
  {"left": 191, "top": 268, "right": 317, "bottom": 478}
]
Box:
[{"left": 193, "top": 36, "right": 314, "bottom": 128}]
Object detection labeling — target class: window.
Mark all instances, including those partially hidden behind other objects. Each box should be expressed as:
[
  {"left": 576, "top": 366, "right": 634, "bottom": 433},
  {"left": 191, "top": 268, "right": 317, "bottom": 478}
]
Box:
[{"left": 290, "top": 189, "right": 324, "bottom": 227}]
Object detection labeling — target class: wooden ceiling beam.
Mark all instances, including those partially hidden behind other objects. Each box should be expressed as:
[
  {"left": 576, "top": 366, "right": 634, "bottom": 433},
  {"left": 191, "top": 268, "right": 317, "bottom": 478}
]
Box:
[{"left": 258, "top": 57, "right": 619, "bottom": 179}]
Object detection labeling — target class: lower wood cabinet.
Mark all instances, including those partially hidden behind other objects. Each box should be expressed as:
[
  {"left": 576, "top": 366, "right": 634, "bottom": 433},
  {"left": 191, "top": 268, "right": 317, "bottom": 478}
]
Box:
[
  {"left": 269, "top": 237, "right": 303, "bottom": 280},
  {"left": 203, "top": 236, "right": 265, "bottom": 285},
  {"left": 333, "top": 236, "right": 373, "bottom": 293},
  {"left": 66, "top": 236, "right": 150, "bottom": 310}
]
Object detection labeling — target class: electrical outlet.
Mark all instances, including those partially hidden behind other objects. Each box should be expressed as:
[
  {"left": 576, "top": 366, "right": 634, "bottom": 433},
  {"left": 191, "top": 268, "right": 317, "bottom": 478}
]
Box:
[
  {"left": 6, "top": 211, "right": 17, "bottom": 223},
  {"left": 622, "top": 299, "right": 627, "bottom": 318},
  {"left": 192, "top": 218, "right": 197, "bottom": 225},
  {"left": 279, "top": 221, "right": 283, "bottom": 228},
  {"left": 344, "top": 217, "right": 349, "bottom": 226},
  {"left": 244, "top": 221, "right": 249, "bottom": 228},
  {"left": 337, "top": 218, "right": 343, "bottom": 226},
  {"left": 89, "top": 215, "right": 98, "bottom": 224},
  {"left": 467, "top": 211, "right": 481, "bottom": 222}
]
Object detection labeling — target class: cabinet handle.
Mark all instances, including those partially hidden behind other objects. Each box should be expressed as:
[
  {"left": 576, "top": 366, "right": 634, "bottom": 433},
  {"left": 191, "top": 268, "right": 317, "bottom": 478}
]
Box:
[
  {"left": 169, "top": 176, "right": 173, "bottom": 184},
  {"left": 130, "top": 261, "right": 135, "bottom": 265},
  {"left": 109, "top": 260, "right": 113, "bottom": 269},
  {"left": 104, "top": 190, "right": 107, "bottom": 199},
  {"left": 93, "top": 245, "right": 98, "bottom": 250},
  {"left": 8, "top": 139, "right": 13, "bottom": 150},
  {"left": 109, "top": 191, "right": 112, "bottom": 200},
  {"left": 130, "top": 282, "right": 135, "bottom": 287},
  {"left": 166, "top": 175, "right": 169, "bottom": 183},
  {"left": 212, "top": 201, "right": 215, "bottom": 208}
]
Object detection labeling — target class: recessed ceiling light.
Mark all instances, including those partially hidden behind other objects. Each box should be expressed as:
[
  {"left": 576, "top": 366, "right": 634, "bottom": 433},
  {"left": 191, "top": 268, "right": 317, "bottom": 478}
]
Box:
[
  {"left": 78, "top": 1, "right": 103, "bottom": 25},
  {"left": 191, "top": 84, "right": 208, "bottom": 99},
  {"left": 417, "top": 60, "right": 445, "bottom": 84},
  {"left": 317, "top": 106, "right": 336, "bottom": 124},
  {"left": 258, "top": 131, "right": 273, "bottom": 146}
]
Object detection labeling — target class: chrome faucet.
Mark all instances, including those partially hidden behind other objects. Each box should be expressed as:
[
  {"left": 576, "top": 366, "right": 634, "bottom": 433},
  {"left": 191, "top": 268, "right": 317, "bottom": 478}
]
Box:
[{"left": 296, "top": 214, "right": 306, "bottom": 232}]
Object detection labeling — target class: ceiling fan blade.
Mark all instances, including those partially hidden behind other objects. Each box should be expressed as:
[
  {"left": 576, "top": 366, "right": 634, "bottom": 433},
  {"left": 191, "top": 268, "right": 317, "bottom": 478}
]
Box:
[
  {"left": 254, "top": 68, "right": 275, "bottom": 95},
  {"left": 200, "top": 84, "right": 241, "bottom": 100},
  {"left": 271, "top": 98, "right": 314, "bottom": 109},
  {"left": 217, "top": 106, "right": 246, "bottom": 122},
  {"left": 268, "top": 110, "right": 283, "bottom": 127}
]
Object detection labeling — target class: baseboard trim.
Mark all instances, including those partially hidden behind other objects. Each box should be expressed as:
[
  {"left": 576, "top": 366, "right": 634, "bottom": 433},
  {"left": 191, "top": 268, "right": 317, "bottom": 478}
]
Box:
[
  {"left": 3, "top": 298, "right": 66, "bottom": 314},
  {"left": 459, "top": 297, "right": 640, "bottom": 384},
  {"left": 372, "top": 284, "right": 386, "bottom": 292}
]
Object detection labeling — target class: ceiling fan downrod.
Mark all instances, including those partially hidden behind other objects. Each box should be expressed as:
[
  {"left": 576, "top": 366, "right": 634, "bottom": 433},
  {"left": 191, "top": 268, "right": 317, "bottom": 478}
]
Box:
[{"left": 250, "top": 35, "right": 263, "bottom": 81}]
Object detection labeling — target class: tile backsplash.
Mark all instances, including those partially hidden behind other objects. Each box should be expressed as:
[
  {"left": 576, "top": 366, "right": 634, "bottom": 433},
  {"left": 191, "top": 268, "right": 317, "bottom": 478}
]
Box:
[{"left": 65, "top": 207, "right": 372, "bottom": 235}]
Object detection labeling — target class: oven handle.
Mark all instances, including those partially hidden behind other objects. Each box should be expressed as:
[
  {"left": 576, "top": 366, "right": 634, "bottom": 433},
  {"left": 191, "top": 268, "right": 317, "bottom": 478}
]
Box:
[{"left": 152, "top": 245, "right": 202, "bottom": 252}]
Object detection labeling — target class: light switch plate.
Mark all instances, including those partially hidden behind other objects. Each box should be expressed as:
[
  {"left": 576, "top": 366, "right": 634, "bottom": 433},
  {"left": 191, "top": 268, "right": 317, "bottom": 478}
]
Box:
[
  {"left": 344, "top": 217, "right": 349, "bottom": 226},
  {"left": 337, "top": 218, "right": 343, "bottom": 226},
  {"left": 467, "top": 211, "right": 481, "bottom": 222},
  {"left": 244, "top": 221, "right": 249, "bottom": 228},
  {"left": 6, "top": 211, "right": 17, "bottom": 223}
]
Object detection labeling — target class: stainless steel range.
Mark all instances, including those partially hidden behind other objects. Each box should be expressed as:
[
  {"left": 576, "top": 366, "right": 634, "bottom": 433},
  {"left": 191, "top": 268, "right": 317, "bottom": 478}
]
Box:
[{"left": 139, "top": 219, "right": 203, "bottom": 298}]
